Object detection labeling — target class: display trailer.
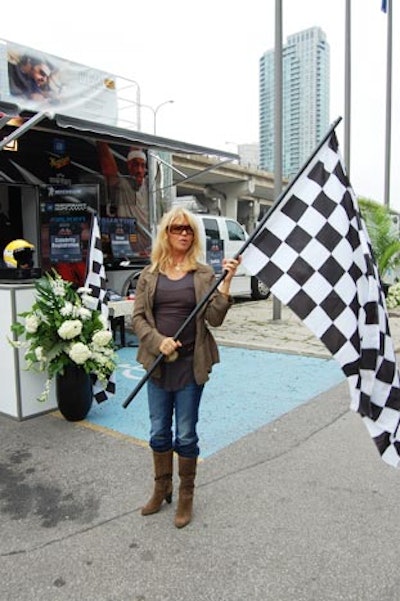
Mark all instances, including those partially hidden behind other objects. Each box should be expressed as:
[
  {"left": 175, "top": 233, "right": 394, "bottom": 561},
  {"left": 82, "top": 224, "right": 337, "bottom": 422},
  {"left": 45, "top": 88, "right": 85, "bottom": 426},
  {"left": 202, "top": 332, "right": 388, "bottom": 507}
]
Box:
[
  {"left": 0, "top": 115, "right": 238, "bottom": 419},
  {"left": 0, "top": 39, "right": 238, "bottom": 418}
]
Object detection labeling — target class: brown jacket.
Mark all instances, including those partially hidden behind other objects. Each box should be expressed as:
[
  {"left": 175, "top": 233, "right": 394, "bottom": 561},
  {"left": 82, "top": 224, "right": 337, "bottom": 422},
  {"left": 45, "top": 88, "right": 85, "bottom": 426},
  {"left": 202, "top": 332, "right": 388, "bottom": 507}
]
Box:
[{"left": 132, "top": 263, "right": 233, "bottom": 384}]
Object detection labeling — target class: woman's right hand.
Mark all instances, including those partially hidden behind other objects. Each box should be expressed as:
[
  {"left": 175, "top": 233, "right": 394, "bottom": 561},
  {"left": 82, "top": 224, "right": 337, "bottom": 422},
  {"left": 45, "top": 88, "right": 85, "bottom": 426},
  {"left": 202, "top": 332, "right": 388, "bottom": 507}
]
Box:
[{"left": 159, "top": 336, "right": 182, "bottom": 358}]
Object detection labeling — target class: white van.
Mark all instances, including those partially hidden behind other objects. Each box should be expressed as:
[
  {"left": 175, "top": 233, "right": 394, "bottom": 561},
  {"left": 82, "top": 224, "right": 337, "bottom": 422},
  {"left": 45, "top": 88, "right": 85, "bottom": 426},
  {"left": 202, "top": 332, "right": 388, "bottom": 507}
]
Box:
[
  {"left": 193, "top": 214, "right": 269, "bottom": 300},
  {"left": 105, "top": 215, "right": 269, "bottom": 300}
]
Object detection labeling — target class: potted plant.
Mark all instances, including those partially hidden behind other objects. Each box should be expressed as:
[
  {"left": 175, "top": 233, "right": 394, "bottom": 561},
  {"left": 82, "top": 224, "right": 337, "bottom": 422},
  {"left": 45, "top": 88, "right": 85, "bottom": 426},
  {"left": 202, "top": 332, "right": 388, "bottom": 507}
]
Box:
[{"left": 10, "top": 270, "right": 117, "bottom": 420}]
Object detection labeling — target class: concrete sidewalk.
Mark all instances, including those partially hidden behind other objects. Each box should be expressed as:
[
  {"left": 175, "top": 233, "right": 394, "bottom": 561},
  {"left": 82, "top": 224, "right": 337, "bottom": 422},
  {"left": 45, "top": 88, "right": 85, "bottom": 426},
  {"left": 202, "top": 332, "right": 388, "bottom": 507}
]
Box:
[
  {"left": 2, "top": 298, "right": 400, "bottom": 601},
  {"left": 212, "top": 295, "right": 400, "bottom": 355}
]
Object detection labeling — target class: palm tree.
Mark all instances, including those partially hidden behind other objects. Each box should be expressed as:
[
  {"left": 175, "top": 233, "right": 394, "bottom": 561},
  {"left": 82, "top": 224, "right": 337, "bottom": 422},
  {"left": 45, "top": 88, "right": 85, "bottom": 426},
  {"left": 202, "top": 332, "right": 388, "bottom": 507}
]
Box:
[{"left": 358, "top": 197, "right": 400, "bottom": 282}]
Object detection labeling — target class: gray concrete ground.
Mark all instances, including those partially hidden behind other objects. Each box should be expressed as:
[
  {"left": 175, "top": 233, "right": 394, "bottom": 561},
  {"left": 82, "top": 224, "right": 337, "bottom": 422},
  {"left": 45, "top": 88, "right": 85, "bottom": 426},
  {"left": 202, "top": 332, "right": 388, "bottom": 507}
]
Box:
[
  {"left": 2, "top": 297, "right": 400, "bottom": 601},
  {"left": 212, "top": 296, "right": 400, "bottom": 356}
]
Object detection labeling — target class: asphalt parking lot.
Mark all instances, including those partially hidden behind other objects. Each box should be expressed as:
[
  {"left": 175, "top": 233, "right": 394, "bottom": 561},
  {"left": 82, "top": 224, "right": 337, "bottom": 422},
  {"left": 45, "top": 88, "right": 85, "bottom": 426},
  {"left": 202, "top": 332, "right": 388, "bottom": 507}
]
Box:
[{"left": 2, "top": 297, "right": 400, "bottom": 601}]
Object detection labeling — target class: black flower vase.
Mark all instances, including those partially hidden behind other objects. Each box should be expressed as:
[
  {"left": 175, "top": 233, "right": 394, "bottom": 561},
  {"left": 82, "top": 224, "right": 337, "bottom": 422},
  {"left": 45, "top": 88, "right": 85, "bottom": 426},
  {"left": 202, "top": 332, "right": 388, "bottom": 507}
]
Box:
[{"left": 56, "top": 364, "right": 93, "bottom": 421}]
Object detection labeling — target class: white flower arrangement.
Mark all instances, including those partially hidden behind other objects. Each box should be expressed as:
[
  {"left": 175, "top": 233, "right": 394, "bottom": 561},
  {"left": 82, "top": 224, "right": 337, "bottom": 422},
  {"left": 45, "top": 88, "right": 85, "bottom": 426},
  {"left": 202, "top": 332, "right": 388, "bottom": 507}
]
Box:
[
  {"left": 386, "top": 282, "right": 400, "bottom": 310},
  {"left": 10, "top": 270, "right": 117, "bottom": 402}
]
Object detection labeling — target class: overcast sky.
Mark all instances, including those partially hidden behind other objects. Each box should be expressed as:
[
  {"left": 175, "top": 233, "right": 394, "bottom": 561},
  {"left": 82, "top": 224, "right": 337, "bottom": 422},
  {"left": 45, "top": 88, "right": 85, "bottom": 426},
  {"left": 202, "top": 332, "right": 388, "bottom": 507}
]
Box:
[{"left": 1, "top": 1, "right": 398, "bottom": 209}]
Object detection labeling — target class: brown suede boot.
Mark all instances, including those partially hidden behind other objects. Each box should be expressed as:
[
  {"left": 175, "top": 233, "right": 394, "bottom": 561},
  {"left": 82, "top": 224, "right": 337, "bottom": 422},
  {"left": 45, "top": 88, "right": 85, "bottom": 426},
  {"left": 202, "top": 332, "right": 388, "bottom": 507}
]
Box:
[
  {"left": 141, "top": 450, "right": 173, "bottom": 516},
  {"left": 175, "top": 456, "right": 197, "bottom": 528}
]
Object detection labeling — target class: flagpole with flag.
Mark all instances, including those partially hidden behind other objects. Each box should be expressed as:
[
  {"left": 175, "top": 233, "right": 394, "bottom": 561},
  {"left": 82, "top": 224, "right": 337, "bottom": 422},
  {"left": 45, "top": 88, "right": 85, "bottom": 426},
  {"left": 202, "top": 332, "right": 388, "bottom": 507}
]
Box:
[
  {"left": 84, "top": 213, "right": 108, "bottom": 318},
  {"left": 85, "top": 213, "right": 116, "bottom": 403},
  {"left": 122, "top": 117, "right": 343, "bottom": 409},
  {"left": 241, "top": 121, "right": 400, "bottom": 469}
]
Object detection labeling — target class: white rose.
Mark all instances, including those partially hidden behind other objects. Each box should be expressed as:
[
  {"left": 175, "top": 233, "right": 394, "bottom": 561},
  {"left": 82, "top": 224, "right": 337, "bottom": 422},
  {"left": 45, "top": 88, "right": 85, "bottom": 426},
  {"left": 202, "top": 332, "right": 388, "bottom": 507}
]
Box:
[
  {"left": 77, "top": 286, "right": 92, "bottom": 295},
  {"left": 92, "top": 330, "right": 112, "bottom": 346},
  {"left": 51, "top": 281, "right": 66, "bottom": 297},
  {"left": 78, "top": 307, "right": 92, "bottom": 320},
  {"left": 34, "top": 346, "right": 45, "bottom": 361},
  {"left": 60, "top": 301, "right": 73, "bottom": 316},
  {"left": 68, "top": 342, "right": 91, "bottom": 364},
  {"left": 58, "top": 319, "right": 83, "bottom": 340},
  {"left": 25, "top": 314, "right": 39, "bottom": 333},
  {"left": 81, "top": 294, "right": 98, "bottom": 311}
]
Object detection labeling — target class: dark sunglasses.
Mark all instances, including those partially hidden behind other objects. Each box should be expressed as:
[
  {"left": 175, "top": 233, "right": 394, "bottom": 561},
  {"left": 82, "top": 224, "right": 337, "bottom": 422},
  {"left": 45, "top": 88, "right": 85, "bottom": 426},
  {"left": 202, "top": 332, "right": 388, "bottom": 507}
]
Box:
[{"left": 168, "top": 224, "right": 194, "bottom": 235}]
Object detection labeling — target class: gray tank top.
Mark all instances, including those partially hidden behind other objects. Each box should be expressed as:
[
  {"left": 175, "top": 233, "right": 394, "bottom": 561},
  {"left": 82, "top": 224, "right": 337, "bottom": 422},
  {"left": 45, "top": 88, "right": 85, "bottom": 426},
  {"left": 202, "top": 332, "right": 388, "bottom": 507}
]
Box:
[{"left": 152, "top": 272, "right": 196, "bottom": 391}]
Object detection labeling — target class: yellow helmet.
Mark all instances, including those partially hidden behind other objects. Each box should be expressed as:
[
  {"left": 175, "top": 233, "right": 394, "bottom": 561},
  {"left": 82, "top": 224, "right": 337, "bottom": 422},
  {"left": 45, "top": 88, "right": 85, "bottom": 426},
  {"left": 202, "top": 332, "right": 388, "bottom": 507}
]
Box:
[{"left": 3, "top": 239, "right": 35, "bottom": 269}]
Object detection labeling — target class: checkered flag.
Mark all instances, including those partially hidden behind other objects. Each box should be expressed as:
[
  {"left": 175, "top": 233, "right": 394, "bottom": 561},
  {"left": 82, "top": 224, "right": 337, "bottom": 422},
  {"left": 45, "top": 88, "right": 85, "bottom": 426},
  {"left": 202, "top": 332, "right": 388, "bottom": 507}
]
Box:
[
  {"left": 242, "top": 126, "right": 400, "bottom": 468},
  {"left": 85, "top": 214, "right": 108, "bottom": 318},
  {"left": 85, "top": 214, "right": 116, "bottom": 402}
]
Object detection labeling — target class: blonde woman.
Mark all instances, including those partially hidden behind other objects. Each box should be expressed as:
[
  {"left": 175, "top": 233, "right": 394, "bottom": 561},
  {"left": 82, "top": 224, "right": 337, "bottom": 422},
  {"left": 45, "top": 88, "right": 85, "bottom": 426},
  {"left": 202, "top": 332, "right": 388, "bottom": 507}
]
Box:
[{"left": 133, "top": 207, "right": 239, "bottom": 528}]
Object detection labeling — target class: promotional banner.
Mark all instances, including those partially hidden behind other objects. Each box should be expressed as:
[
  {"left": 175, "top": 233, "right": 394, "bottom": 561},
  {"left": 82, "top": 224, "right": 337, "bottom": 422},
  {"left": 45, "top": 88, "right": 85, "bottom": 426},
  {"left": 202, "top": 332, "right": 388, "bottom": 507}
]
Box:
[
  {"left": 40, "top": 184, "right": 99, "bottom": 286},
  {"left": 0, "top": 39, "right": 118, "bottom": 125},
  {"left": 100, "top": 217, "right": 141, "bottom": 262}
]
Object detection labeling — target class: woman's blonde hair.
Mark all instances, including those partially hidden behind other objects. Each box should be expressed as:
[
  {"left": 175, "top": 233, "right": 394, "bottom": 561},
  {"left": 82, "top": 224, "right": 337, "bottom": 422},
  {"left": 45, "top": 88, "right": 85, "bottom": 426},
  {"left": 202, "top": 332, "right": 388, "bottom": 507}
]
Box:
[{"left": 150, "top": 207, "right": 202, "bottom": 273}]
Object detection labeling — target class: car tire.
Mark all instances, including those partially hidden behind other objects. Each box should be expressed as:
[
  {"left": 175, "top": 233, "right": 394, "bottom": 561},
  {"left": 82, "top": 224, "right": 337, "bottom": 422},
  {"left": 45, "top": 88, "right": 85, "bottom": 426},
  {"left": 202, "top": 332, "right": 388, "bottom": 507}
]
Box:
[
  {"left": 251, "top": 276, "right": 270, "bottom": 300},
  {"left": 121, "top": 271, "right": 141, "bottom": 297}
]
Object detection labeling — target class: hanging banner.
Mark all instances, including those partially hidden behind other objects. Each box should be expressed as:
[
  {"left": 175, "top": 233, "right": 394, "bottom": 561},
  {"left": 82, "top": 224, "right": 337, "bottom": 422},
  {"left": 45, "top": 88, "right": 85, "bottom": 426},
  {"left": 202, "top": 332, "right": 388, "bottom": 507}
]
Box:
[{"left": 0, "top": 39, "right": 118, "bottom": 125}]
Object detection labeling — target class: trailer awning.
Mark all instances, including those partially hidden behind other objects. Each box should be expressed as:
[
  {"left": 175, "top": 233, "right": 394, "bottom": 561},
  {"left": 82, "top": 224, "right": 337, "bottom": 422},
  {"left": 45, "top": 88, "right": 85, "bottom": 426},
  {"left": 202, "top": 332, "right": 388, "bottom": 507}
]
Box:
[{"left": 0, "top": 101, "right": 239, "bottom": 161}]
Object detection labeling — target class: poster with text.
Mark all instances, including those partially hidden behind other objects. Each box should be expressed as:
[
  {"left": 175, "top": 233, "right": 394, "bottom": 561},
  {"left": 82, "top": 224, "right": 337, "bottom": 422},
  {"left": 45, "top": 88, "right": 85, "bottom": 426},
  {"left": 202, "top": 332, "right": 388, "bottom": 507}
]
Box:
[{"left": 40, "top": 184, "right": 99, "bottom": 286}]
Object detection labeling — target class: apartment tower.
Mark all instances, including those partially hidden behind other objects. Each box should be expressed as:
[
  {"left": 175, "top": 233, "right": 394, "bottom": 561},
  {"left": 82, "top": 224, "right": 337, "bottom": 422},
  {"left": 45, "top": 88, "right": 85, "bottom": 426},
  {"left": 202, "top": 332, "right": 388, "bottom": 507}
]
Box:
[{"left": 259, "top": 26, "right": 330, "bottom": 179}]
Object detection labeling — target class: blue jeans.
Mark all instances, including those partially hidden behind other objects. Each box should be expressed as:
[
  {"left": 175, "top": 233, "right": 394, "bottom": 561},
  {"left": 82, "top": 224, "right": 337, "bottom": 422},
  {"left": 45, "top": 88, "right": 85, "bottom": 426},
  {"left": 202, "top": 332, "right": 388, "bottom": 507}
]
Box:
[{"left": 147, "top": 379, "right": 204, "bottom": 458}]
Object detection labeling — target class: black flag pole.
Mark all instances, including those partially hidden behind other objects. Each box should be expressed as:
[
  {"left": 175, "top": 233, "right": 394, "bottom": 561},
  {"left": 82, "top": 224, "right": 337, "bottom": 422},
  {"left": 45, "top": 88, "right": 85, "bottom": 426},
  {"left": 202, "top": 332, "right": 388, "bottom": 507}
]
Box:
[{"left": 122, "top": 117, "right": 343, "bottom": 409}]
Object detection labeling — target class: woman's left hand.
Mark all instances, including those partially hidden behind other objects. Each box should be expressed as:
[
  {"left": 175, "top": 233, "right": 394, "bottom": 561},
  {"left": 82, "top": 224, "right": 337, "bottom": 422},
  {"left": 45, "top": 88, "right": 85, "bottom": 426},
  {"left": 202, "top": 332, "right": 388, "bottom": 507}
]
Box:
[
  {"left": 222, "top": 257, "right": 241, "bottom": 282},
  {"left": 217, "top": 257, "right": 241, "bottom": 298}
]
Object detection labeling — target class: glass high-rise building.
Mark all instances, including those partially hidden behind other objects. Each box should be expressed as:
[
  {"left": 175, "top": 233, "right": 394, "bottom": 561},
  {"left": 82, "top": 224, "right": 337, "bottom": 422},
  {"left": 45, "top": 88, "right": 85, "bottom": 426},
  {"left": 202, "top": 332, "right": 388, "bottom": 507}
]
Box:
[{"left": 259, "top": 26, "right": 330, "bottom": 179}]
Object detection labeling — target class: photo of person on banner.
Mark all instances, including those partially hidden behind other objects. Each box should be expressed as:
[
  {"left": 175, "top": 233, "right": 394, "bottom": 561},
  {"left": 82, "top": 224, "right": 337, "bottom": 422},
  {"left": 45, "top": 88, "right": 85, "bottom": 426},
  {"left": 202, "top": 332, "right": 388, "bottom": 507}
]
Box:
[
  {"left": 5, "top": 40, "right": 119, "bottom": 124},
  {"left": 97, "top": 141, "right": 151, "bottom": 257},
  {"left": 7, "top": 52, "right": 56, "bottom": 102}
]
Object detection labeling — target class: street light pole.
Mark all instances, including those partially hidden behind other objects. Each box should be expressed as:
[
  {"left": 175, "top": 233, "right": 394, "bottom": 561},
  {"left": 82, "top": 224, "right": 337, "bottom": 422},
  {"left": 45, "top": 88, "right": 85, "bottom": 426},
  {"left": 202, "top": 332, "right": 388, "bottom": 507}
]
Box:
[
  {"left": 273, "top": 0, "right": 282, "bottom": 321},
  {"left": 132, "top": 99, "right": 174, "bottom": 134},
  {"left": 152, "top": 100, "right": 174, "bottom": 135},
  {"left": 136, "top": 84, "right": 141, "bottom": 131}
]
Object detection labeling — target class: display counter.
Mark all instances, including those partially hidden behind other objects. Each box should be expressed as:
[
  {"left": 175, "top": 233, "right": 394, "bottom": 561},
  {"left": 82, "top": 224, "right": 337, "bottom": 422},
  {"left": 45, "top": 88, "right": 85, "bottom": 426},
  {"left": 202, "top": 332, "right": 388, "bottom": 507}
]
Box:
[
  {"left": 108, "top": 299, "right": 135, "bottom": 347},
  {"left": 0, "top": 282, "right": 57, "bottom": 419}
]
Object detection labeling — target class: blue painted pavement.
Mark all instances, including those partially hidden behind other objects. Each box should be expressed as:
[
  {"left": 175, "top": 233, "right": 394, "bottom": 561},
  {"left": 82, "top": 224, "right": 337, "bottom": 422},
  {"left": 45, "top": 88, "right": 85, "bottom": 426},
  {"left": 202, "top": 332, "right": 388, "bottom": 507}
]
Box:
[{"left": 86, "top": 346, "right": 345, "bottom": 458}]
